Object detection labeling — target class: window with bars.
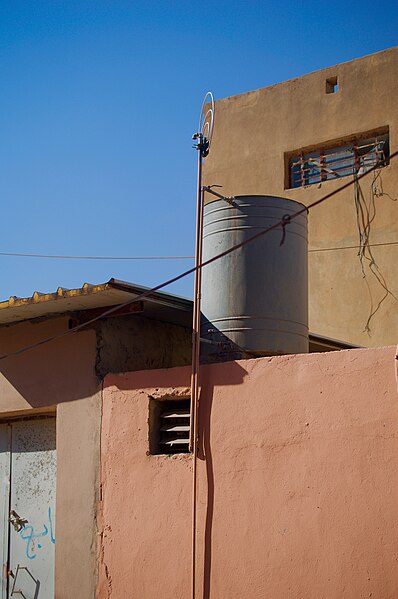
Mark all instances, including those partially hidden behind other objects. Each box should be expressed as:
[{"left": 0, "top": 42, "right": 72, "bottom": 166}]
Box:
[
  {"left": 287, "top": 130, "right": 390, "bottom": 189},
  {"left": 149, "top": 398, "right": 191, "bottom": 455}
]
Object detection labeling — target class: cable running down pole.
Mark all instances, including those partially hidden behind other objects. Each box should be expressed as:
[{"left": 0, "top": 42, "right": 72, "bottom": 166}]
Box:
[{"left": 190, "top": 91, "right": 214, "bottom": 599}]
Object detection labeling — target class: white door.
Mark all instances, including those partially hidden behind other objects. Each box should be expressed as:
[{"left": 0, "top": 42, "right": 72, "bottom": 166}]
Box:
[{"left": 0, "top": 418, "right": 56, "bottom": 599}]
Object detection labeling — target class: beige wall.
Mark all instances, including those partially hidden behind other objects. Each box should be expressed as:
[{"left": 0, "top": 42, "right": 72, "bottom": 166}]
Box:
[
  {"left": 203, "top": 47, "right": 398, "bottom": 347},
  {"left": 98, "top": 346, "right": 398, "bottom": 598}
]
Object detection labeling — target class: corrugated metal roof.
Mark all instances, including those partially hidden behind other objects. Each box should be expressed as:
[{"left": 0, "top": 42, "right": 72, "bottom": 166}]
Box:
[{"left": 0, "top": 278, "right": 192, "bottom": 326}]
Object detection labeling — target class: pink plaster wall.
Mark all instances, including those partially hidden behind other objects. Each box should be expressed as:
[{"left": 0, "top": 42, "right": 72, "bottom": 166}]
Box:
[
  {"left": 98, "top": 346, "right": 398, "bottom": 599},
  {"left": 0, "top": 316, "right": 99, "bottom": 410},
  {"left": 0, "top": 317, "right": 101, "bottom": 599}
]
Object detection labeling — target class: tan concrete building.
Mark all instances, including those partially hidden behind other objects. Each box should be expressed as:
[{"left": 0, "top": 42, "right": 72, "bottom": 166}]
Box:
[{"left": 203, "top": 46, "right": 398, "bottom": 347}]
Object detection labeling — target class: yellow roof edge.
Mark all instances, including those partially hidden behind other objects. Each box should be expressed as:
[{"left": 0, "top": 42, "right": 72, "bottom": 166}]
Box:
[{"left": 0, "top": 282, "right": 111, "bottom": 312}]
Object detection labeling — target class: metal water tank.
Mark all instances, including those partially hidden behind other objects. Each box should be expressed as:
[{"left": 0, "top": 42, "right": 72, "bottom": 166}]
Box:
[{"left": 201, "top": 195, "right": 308, "bottom": 356}]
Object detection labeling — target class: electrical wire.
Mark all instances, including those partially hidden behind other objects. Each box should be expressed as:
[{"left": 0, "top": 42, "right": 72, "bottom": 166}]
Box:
[
  {"left": 0, "top": 252, "right": 194, "bottom": 260},
  {"left": 1, "top": 243, "right": 396, "bottom": 260},
  {"left": 1, "top": 147, "right": 397, "bottom": 363},
  {"left": 0, "top": 243, "right": 396, "bottom": 259},
  {"left": 309, "top": 240, "right": 398, "bottom": 252},
  {"left": 352, "top": 168, "right": 398, "bottom": 333}
]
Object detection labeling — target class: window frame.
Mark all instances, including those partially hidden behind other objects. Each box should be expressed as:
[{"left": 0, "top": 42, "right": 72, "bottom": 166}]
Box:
[{"left": 286, "top": 129, "right": 390, "bottom": 189}]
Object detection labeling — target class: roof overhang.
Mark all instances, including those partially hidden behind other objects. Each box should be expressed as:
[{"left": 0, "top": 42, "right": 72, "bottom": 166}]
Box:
[
  {"left": 0, "top": 278, "right": 192, "bottom": 327},
  {"left": 0, "top": 278, "right": 361, "bottom": 351},
  {"left": 309, "top": 332, "right": 362, "bottom": 352}
]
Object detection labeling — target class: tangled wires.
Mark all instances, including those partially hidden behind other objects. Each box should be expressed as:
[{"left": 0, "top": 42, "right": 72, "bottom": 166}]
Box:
[{"left": 353, "top": 169, "right": 398, "bottom": 334}]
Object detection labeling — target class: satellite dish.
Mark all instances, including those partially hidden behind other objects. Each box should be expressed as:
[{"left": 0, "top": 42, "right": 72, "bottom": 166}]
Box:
[{"left": 193, "top": 91, "right": 215, "bottom": 158}]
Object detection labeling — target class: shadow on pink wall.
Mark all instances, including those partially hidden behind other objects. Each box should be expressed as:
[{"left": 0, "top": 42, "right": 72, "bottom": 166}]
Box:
[
  {"left": 0, "top": 326, "right": 99, "bottom": 410},
  {"left": 100, "top": 347, "right": 398, "bottom": 598},
  {"left": 198, "top": 362, "right": 249, "bottom": 599}
]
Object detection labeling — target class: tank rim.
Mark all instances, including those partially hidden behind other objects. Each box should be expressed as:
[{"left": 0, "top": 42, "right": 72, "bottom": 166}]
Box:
[{"left": 204, "top": 194, "right": 307, "bottom": 210}]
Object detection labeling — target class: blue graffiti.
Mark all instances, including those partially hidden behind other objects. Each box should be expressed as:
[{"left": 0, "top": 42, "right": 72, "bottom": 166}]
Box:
[
  {"left": 19, "top": 507, "right": 55, "bottom": 560},
  {"left": 48, "top": 506, "right": 55, "bottom": 545}
]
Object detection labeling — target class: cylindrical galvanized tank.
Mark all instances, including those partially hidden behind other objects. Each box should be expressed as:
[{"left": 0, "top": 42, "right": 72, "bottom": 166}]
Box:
[{"left": 201, "top": 195, "right": 308, "bottom": 356}]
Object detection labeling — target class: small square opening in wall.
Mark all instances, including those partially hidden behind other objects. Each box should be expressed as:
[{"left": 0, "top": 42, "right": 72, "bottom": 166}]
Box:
[
  {"left": 326, "top": 76, "right": 338, "bottom": 94},
  {"left": 149, "top": 397, "right": 191, "bottom": 455}
]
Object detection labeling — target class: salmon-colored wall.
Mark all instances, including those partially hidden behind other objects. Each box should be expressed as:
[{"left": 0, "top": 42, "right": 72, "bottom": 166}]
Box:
[
  {"left": 0, "top": 317, "right": 101, "bottom": 599},
  {"left": 99, "top": 346, "right": 398, "bottom": 598},
  {"left": 0, "top": 313, "right": 192, "bottom": 598}
]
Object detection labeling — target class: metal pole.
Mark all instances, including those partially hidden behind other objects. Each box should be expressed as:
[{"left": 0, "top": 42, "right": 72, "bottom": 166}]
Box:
[
  {"left": 190, "top": 91, "right": 214, "bottom": 599},
  {"left": 190, "top": 133, "right": 204, "bottom": 599}
]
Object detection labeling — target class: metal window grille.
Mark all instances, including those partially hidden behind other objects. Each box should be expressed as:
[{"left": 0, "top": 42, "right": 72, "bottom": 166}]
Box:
[
  {"left": 288, "top": 131, "right": 389, "bottom": 189},
  {"left": 150, "top": 398, "right": 191, "bottom": 455}
]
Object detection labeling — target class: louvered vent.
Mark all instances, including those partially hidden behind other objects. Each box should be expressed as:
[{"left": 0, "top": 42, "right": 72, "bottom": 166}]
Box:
[
  {"left": 160, "top": 399, "right": 190, "bottom": 454},
  {"left": 149, "top": 398, "right": 191, "bottom": 455}
]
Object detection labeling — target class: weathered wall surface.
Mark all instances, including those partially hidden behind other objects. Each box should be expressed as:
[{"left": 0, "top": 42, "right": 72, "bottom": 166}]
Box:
[
  {"left": 203, "top": 47, "right": 398, "bottom": 347},
  {"left": 0, "top": 316, "right": 101, "bottom": 599},
  {"left": 96, "top": 315, "right": 191, "bottom": 378},
  {"left": 99, "top": 346, "right": 398, "bottom": 598},
  {"left": 0, "top": 313, "right": 192, "bottom": 598},
  {"left": 0, "top": 316, "right": 98, "bottom": 410}
]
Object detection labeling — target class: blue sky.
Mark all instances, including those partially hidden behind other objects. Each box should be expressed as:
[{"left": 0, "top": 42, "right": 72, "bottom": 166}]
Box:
[{"left": 1, "top": 0, "right": 397, "bottom": 300}]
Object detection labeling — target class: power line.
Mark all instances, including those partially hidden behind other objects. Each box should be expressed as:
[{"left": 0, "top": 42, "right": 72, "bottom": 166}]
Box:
[
  {"left": 0, "top": 242, "right": 396, "bottom": 260},
  {"left": 1, "top": 150, "right": 397, "bottom": 363},
  {"left": 0, "top": 252, "right": 194, "bottom": 260},
  {"left": 309, "top": 240, "right": 398, "bottom": 253}
]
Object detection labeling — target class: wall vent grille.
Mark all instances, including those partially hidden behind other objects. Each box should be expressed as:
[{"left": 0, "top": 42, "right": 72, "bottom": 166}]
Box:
[{"left": 150, "top": 398, "right": 191, "bottom": 455}]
